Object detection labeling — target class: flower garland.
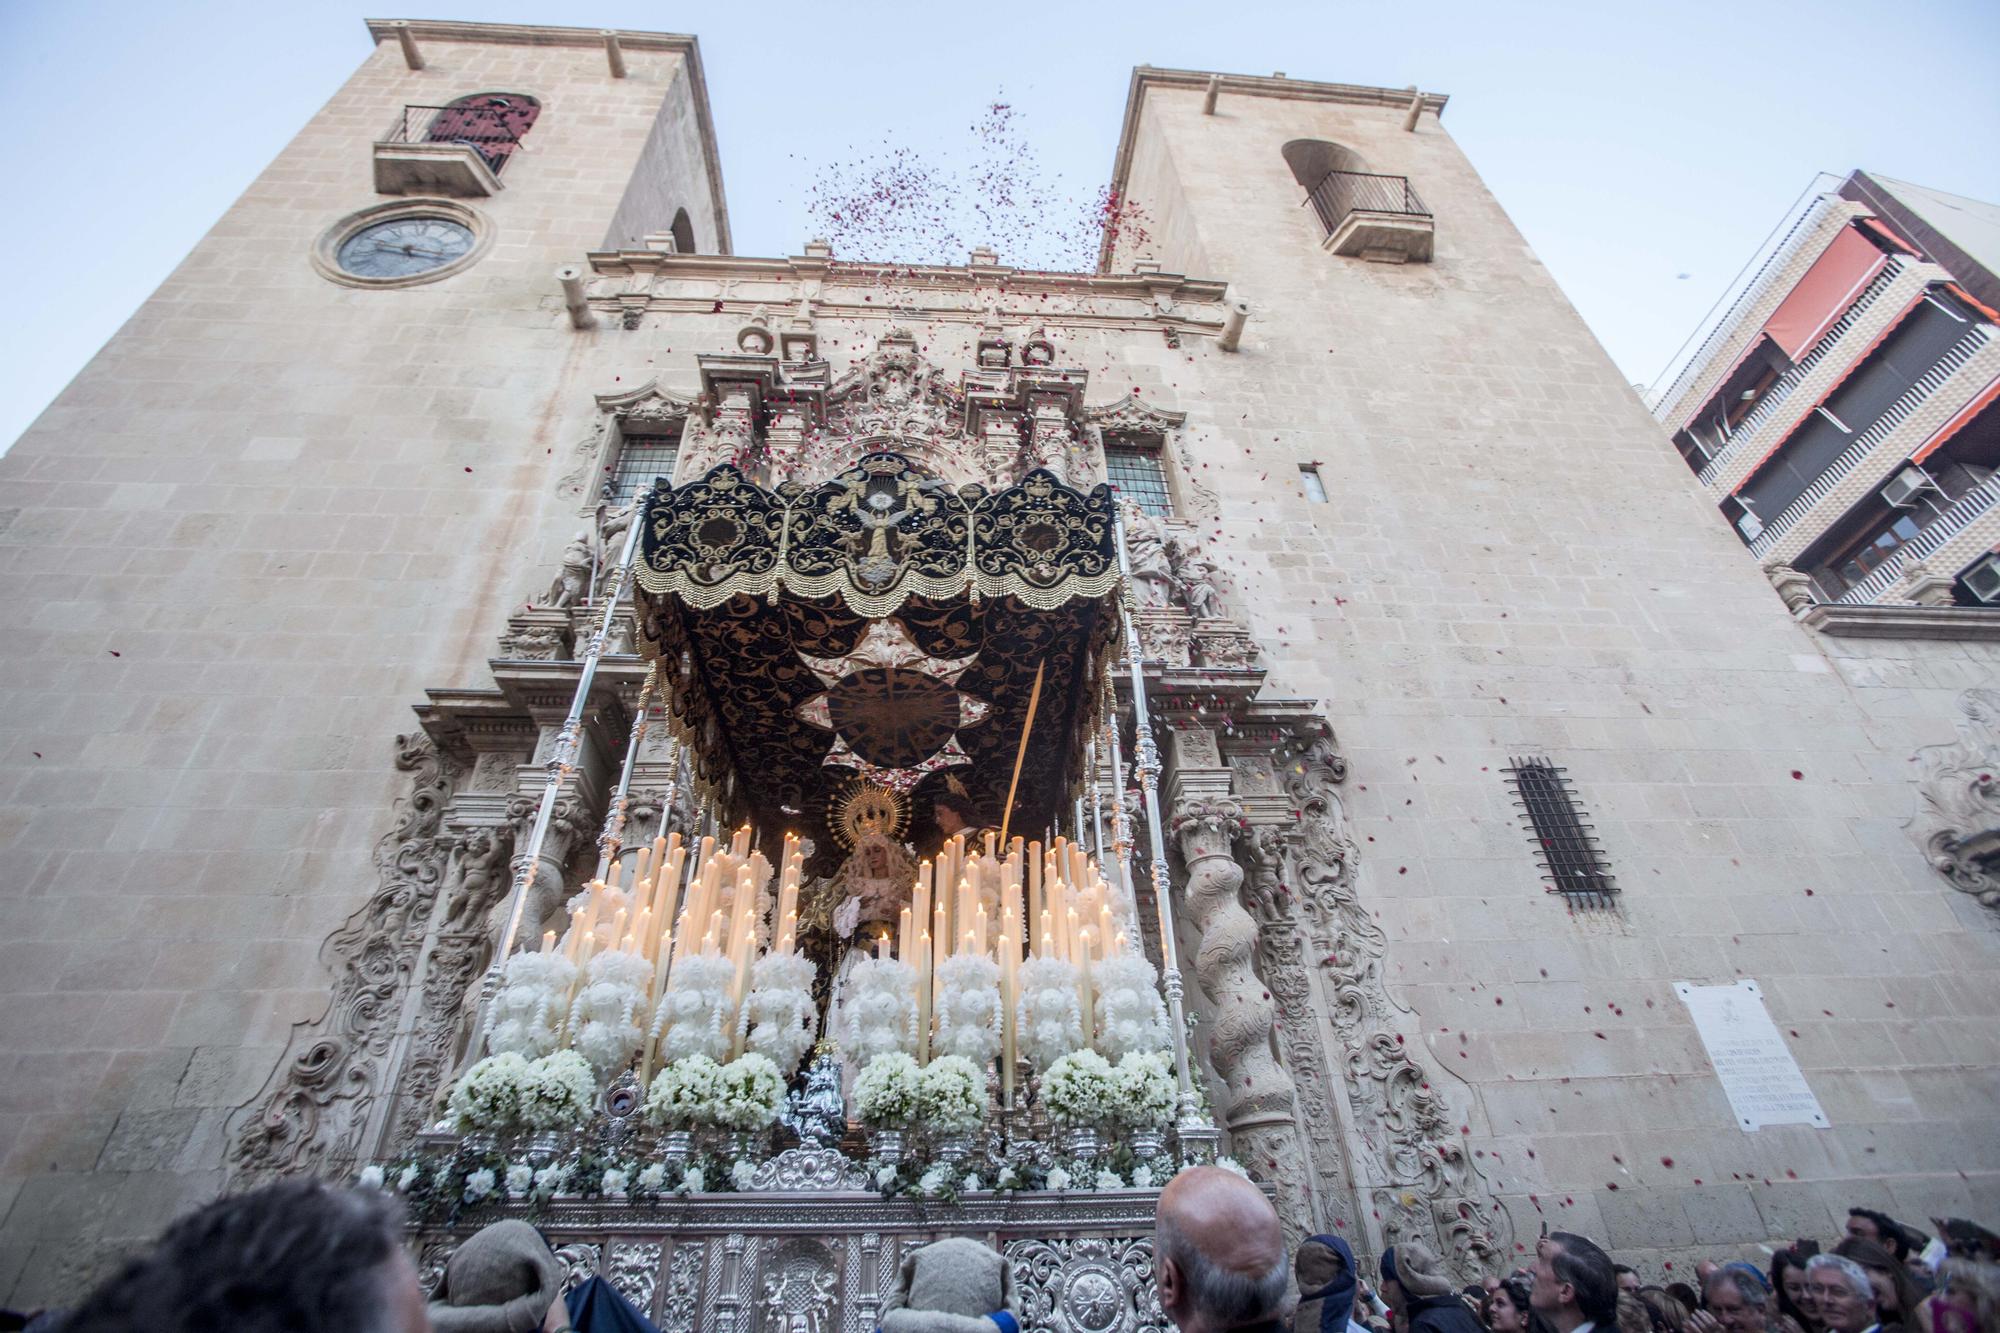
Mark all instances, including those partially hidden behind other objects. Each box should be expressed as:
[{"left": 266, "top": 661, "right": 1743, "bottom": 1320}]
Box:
[
  {"left": 652, "top": 953, "right": 737, "bottom": 1064},
  {"left": 741, "top": 952, "right": 817, "bottom": 1074},
  {"left": 1040, "top": 1049, "right": 1117, "bottom": 1128},
  {"left": 840, "top": 957, "right": 918, "bottom": 1061},
  {"left": 918, "top": 1054, "right": 986, "bottom": 1133},
  {"left": 1092, "top": 955, "right": 1169, "bottom": 1061},
  {"left": 567, "top": 950, "right": 652, "bottom": 1076},
  {"left": 486, "top": 951, "right": 576, "bottom": 1059},
  {"left": 853, "top": 1051, "right": 922, "bottom": 1129},
  {"left": 1016, "top": 955, "right": 1084, "bottom": 1070},
  {"left": 933, "top": 954, "right": 1002, "bottom": 1064}
]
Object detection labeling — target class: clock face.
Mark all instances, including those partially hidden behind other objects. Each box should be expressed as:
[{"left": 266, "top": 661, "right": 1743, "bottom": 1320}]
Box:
[{"left": 336, "top": 216, "right": 476, "bottom": 279}]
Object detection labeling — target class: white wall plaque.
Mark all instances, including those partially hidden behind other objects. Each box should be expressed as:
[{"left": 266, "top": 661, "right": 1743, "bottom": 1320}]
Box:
[{"left": 1675, "top": 980, "right": 1830, "bottom": 1132}]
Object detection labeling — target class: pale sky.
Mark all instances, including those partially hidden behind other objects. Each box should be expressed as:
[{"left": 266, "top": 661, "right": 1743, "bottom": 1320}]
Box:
[{"left": 3, "top": 0, "right": 1997, "bottom": 453}]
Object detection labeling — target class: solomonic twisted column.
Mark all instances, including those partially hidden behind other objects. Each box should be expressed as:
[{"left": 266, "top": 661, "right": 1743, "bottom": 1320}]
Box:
[{"left": 1171, "top": 796, "right": 1310, "bottom": 1242}]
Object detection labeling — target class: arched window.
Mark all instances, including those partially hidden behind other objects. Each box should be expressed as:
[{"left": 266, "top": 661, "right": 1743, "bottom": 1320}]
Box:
[
  {"left": 1281, "top": 139, "right": 1365, "bottom": 194},
  {"left": 425, "top": 94, "right": 540, "bottom": 176},
  {"left": 669, "top": 207, "right": 696, "bottom": 255}
]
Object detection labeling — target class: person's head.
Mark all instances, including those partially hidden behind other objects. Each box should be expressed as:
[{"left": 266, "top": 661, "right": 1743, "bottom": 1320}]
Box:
[
  {"left": 1296, "top": 1233, "right": 1359, "bottom": 1333},
  {"left": 1666, "top": 1285, "right": 1702, "bottom": 1316},
  {"left": 1847, "top": 1211, "right": 1911, "bottom": 1263},
  {"left": 932, "top": 789, "right": 977, "bottom": 837},
  {"left": 1616, "top": 1292, "right": 1653, "bottom": 1333},
  {"left": 1805, "top": 1254, "right": 1878, "bottom": 1333},
  {"left": 1833, "top": 1238, "right": 1915, "bottom": 1319},
  {"left": 1772, "top": 1248, "right": 1818, "bottom": 1330},
  {"left": 1639, "top": 1285, "right": 1692, "bottom": 1333},
  {"left": 62, "top": 1180, "right": 423, "bottom": 1333},
  {"left": 1617, "top": 1268, "right": 1644, "bottom": 1295},
  {"left": 1929, "top": 1259, "right": 2000, "bottom": 1333},
  {"left": 1484, "top": 1274, "right": 1536, "bottom": 1333},
  {"left": 1380, "top": 1241, "right": 1457, "bottom": 1319},
  {"left": 1154, "top": 1166, "right": 1288, "bottom": 1332},
  {"left": 1532, "top": 1232, "right": 1619, "bottom": 1330},
  {"left": 1702, "top": 1265, "right": 1772, "bottom": 1333}
]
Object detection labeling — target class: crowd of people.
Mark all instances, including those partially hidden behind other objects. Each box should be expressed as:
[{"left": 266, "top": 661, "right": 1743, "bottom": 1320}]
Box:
[{"left": 3, "top": 1170, "right": 1994, "bottom": 1333}]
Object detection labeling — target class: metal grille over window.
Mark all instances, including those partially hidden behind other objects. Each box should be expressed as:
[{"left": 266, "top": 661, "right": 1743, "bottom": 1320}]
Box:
[
  {"left": 1503, "top": 756, "right": 1618, "bottom": 908},
  {"left": 607, "top": 432, "right": 679, "bottom": 503},
  {"left": 1104, "top": 439, "right": 1172, "bottom": 517}
]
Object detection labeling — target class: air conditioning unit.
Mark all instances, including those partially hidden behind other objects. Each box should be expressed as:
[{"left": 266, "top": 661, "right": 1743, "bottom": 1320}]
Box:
[
  {"left": 1882, "top": 466, "right": 1938, "bottom": 508},
  {"left": 1736, "top": 510, "right": 1764, "bottom": 539},
  {"left": 1963, "top": 553, "right": 2000, "bottom": 604}
]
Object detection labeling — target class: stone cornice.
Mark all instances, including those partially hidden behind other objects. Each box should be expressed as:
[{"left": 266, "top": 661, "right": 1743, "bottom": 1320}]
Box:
[
  {"left": 1800, "top": 602, "right": 2000, "bottom": 639},
  {"left": 365, "top": 19, "right": 732, "bottom": 253},
  {"left": 1100, "top": 67, "right": 1451, "bottom": 270},
  {"left": 581, "top": 251, "right": 1232, "bottom": 335}
]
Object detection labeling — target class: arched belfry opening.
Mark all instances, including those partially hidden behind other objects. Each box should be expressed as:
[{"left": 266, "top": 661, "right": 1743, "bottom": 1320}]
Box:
[{"left": 669, "top": 207, "right": 696, "bottom": 255}]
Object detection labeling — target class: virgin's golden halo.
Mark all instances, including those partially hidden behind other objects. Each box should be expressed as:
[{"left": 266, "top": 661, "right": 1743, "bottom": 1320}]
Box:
[{"left": 829, "top": 780, "right": 909, "bottom": 850}]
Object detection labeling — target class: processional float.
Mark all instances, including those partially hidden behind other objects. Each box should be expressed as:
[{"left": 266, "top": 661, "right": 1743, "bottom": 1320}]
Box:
[{"left": 385, "top": 452, "right": 1223, "bottom": 1228}]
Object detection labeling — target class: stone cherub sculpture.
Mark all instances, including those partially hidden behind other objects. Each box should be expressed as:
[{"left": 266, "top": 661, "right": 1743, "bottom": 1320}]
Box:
[
  {"left": 1167, "top": 533, "right": 1227, "bottom": 620},
  {"left": 536, "top": 532, "right": 593, "bottom": 609},
  {"left": 440, "top": 828, "right": 512, "bottom": 932}
]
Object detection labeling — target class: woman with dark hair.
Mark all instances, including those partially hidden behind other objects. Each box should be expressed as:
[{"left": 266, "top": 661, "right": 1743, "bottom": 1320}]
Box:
[
  {"left": 1640, "top": 1285, "right": 1694, "bottom": 1333},
  {"left": 1836, "top": 1237, "right": 1920, "bottom": 1333},
  {"left": 1482, "top": 1273, "right": 1553, "bottom": 1333},
  {"left": 1775, "top": 1248, "right": 1824, "bottom": 1333}
]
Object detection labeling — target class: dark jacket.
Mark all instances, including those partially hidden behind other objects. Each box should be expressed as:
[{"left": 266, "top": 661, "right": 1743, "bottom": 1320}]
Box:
[{"left": 1404, "top": 1293, "right": 1485, "bottom": 1333}]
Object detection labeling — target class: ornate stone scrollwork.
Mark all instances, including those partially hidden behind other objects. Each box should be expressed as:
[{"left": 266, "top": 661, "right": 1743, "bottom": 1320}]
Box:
[
  {"left": 1007, "top": 1236, "right": 1170, "bottom": 1333},
  {"left": 1277, "top": 734, "right": 1511, "bottom": 1278},
  {"left": 229, "top": 733, "right": 458, "bottom": 1179},
  {"left": 1908, "top": 688, "right": 2000, "bottom": 911}
]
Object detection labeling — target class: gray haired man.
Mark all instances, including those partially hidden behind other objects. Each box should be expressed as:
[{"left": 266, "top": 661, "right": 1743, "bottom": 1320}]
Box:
[
  {"left": 1153, "top": 1166, "right": 1290, "bottom": 1333},
  {"left": 1806, "top": 1254, "right": 1881, "bottom": 1333}
]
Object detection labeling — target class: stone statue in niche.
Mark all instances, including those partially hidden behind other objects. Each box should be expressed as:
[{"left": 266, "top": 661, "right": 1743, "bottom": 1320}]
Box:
[
  {"left": 1167, "top": 534, "right": 1226, "bottom": 621},
  {"left": 1121, "top": 502, "right": 1175, "bottom": 608},
  {"left": 1908, "top": 687, "right": 2000, "bottom": 910},
  {"left": 537, "top": 533, "right": 593, "bottom": 610},
  {"left": 595, "top": 497, "right": 639, "bottom": 580}
]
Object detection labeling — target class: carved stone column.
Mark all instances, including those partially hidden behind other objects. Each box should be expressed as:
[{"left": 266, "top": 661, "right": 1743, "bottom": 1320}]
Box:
[
  {"left": 764, "top": 403, "right": 807, "bottom": 486},
  {"left": 1169, "top": 793, "right": 1308, "bottom": 1248},
  {"left": 507, "top": 791, "right": 592, "bottom": 948},
  {"left": 1026, "top": 390, "right": 1074, "bottom": 475}
]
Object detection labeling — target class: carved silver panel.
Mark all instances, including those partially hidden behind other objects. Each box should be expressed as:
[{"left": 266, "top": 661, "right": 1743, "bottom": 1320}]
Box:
[{"left": 1007, "top": 1236, "right": 1169, "bottom": 1333}]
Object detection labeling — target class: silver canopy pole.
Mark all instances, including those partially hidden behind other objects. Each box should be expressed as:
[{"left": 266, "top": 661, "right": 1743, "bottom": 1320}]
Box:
[
  {"left": 1112, "top": 511, "right": 1196, "bottom": 1114},
  {"left": 475, "top": 509, "right": 649, "bottom": 1047}
]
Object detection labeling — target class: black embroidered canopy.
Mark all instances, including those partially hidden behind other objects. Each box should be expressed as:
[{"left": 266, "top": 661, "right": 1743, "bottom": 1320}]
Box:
[{"left": 634, "top": 455, "right": 1121, "bottom": 854}]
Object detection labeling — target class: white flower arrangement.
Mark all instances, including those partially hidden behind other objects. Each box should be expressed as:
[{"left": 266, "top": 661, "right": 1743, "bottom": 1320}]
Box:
[
  {"left": 356, "top": 1165, "right": 385, "bottom": 1190},
  {"left": 1111, "top": 1050, "right": 1176, "bottom": 1131},
  {"left": 729, "top": 1158, "right": 757, "bottom": 1191},
  {"left": 396, "top": 1165, "right": 420, "bottom": 1192},
  {"left": 1094, "top": 1168, "right": 1124, "bottom": 1191},
  {"left": 1016, "top": 956, "right": 1084, "bottom": 1070},
  {"left": 486, "top": 950, "right": 577, "bottom": 1060},
  {"left": 463, "top": 1168, "right": 497, "bottom": 1203},
  {"left": 996, "top": 1164, "right": 1021, "bottom": 1190},
  {"left": 519, "top": 1049, "right": 597, "bottom": 1130},
  {"left": 644, "top": 1054, "right": 723, "bottom": 1130},
  {"left": 505, "top": 1164, "right": 533, "bottom": 1197},
  {"left": 600, "top": 1167, "right": 629, "bottom": 1197},
  {"left": 678, "top": 1165, "right": 706, "bottom": 1195},
  {"left": 1092, "top": 955, "right": 1170, "bottom": 1060},
  {"left": 1132, "top": 1164, "right": 1156, "bottom": 1189},
  {"left": 567, "top": 949, "right": 652, "bottom": 1076},
  {"left": 963, "top": 1173, "right": 982, "bottom": 1192},
  {"left": 933, "top": 954, "right": 1002, "bottom": 1064},
  {"left": 875, "top": 1164, "right": 898, "bottom": 1189},
  {"left": 853, "top": 1052, "right": 922, "bottom": 1129},
  {"left": 840, "top": 958, "right": 918, "bottom": 1061},
  {"left": 1040, "top": 1049, "right": 1117, "bottom": 1128},
  {"left": 446, "top": 1051, "right": 533, "bottom": 1131},
  {"left": 742, "top": 952, "right": 817, "bottom": 1074},
  {"left": 653, "top": 953, "right": 738, "bottom": 1064},
  {"left": 918, "top": 1055, "right": 986, "bottom": 1133},
  {"left": 917, "top": 1165, "right": 948, "bottom": 1197},
  {"left": 636, "top": 1163, "right": 667, "bottom": 1193},
  {"left": 532, "top": 1163, "right": 570, "bottom": 1197},
  {"left": 1045, "top": 1165, "right": 1073, "bottom": 1192},
  {"left": 715, "top": 1053, "right": 786, "bottom": 1132}
]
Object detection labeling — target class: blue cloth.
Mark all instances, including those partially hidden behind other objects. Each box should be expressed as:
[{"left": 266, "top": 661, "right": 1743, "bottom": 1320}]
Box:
[
  {"left": 991, "top": 1314, "right": 1020, "bottom": 1333},
  {"left": 1302, "top": 1234, "right": 1360, "bottom": 1333},
  {"left": 1380, "top": 1246, "right": 1401, "bottom": 1286},
  {"left": 1724, "top": 1262, "right": 1773, "bottom": 1295},
  {"left": 565, "top": 1276, "right": 659, "bottom": 1333}
]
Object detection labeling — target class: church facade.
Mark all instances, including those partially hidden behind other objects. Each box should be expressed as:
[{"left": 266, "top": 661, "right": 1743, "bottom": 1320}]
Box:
[{"left": 1, "top": 18, "right": 1996, "bottom": 1317}]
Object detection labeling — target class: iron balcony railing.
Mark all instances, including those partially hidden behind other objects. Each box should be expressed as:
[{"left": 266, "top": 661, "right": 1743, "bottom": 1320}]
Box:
[
  {"left": 384, "top": 103, "right": 525, "bottom": 174},
  {"left": 1302, "top": 169, "right": 1431, "bottom": 239},
  {"left": 1835, "top": 471, "right": 2000, "bottom": 605}
]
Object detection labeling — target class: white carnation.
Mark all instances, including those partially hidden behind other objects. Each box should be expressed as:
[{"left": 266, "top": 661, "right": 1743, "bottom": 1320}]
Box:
[
  {"left": 518, "top": 1050, "right": 596, "bottom": 1130},
  {"left": 917, "top": 1055, "right": 986, "bottom": 1133},
  {"left": 730, "top": 1158, "right": 757, "bottom": 1191},
  {"left": 1092, "top": 955, "right": 1170, "bottom": 1060},
  {"left": 918, "top": 1166, "right": 947, "bottom": 1196},
  {"left": 601, "top": 1167, "right": 629, "bottom": 1197},
  {"left": 655, "top": 954, "right": 737, "bottom": 1064},
  {"left": 742, "top": 952, "right": 817, "bottom": 1074},
  {"left": 356, "top": 1165, "right": 385, "bottom": 1190},
  {"left": 962, "top": 1173, "right": 982, "bottom": 1193},
  {"left": 1094, "top": 1168, "right": 1124, "bottom": 1191},
  {"left": 840, "top": 958, "right": 918, "bottom": 1061},
  {"left": 1132, "top": 1164, "right": 1156, "bottom": 1189},
  {"left": 1214, "top": 1156, "right": 1250, "bottom": 1179},
  {"left": 934, "top": 954, "right": 1002, "bottom": 1064},
  {"left": 396, "top": 1165, "right": 419, "bottom": 1192},
  {"left": 854, "top": 1052, "right": 922, "bottom": 1129},
  {"left": 1040, "top": 1049, "right": 1116, "bottom": 1128},
  {"left": 505, "top": 1164, "right": 533, "bottom": 1197},
  {"left": 636, "top": 1164, "right": 667, "bottom": 1192},
  {"left": 1045, "top": 1166, "right": 1072, "bottom": 1192},
  {"left": 876, "top": 1164, "right": 898, "bottom": 1188},
  {"left": 1016, "top": 956, "right": 1083, "bottom": 1069},
  {"left": 679, "top": 1166, "right": 705, "bottom": 1194},
  {"left": 463, "top": 1168, "right": 497, "bottom": 1202}
]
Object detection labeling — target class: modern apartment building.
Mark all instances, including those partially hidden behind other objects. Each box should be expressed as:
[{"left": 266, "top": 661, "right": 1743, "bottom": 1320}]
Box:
[{"left": 1649, "top": 171, "right": 2000, "bottom": 612}]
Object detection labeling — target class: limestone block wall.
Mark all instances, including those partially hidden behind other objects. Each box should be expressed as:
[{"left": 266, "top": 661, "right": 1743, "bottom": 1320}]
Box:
[
  {"left": 1109, "top": 76, "right": 2000, "bottom": 1268},
  {"left": 0, "top": 24, "right": 722, "bottom": 1304}
]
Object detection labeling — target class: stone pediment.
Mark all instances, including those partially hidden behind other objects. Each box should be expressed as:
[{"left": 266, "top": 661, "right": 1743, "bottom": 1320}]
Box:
[
  {"left": 820, "top": 328, "right": 971, "bottom": 475},
  {"left": 1084, "top": 395, "right": 1187, "bottom": 432}
]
